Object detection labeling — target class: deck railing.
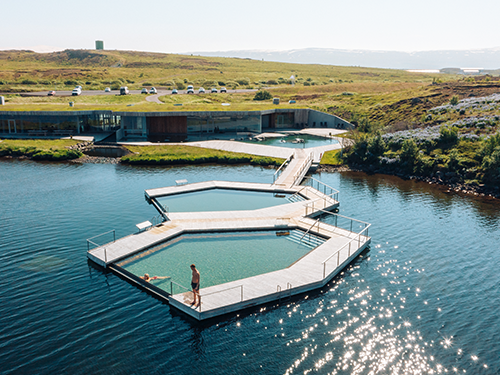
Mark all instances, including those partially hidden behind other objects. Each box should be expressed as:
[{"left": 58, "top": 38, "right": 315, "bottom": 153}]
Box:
[
  {"left": 321, "top": 224, "right": 371, "bottom": 278},
  {"left": 170, "top": 280, "right": 244, "bottom": 313},
  {"left": 299, "top": 209, "right": 370, "bottom": 239},
  {"left": 292, "top": 152, "right": 313, "bottom": 186},
  {"left": 297, "top": 209, "right": 371, "bottom": 278},
  {"left": 273, "top": 153, "right": 294, "bottom": 184},
  {"left": 302, "top": 176, "right": 339, "bottom": 203},
  {"left": 86, "top": 229, "right": 116, "bottom": 263}
]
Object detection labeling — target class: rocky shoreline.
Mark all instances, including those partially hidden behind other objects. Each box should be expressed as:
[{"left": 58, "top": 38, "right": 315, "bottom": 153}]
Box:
[
  {"left": 70, "top": 155, "right": 121, "bottom": 164},
  {"left": 317, "top": 164, "right": 500, "bottom": 199}
]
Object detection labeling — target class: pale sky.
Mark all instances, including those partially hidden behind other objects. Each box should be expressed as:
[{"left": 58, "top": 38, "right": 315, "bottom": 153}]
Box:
[{"left": 2, "top": 0, "right": 499, "bottom": 54}]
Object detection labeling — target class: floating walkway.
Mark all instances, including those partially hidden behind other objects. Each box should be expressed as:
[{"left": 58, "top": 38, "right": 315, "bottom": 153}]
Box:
[{"left": 87, "top": 143, "right": 371, "bottom": 321}]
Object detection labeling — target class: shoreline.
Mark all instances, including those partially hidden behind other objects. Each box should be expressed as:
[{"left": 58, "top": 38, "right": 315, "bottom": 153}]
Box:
[
  {"left": 317, "top": 164, "right": 500, "bottom": 199},
  {"left": 2, "top": 154, "right": 498, "bottom": 200}
]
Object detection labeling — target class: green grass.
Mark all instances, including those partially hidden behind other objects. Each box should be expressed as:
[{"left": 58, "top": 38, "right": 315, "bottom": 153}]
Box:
[
  {"left": 0, "top": 49, "right": 447, "bottom": 94},
  {"left": 122, "top": 145, "right": 284, "bottom": 166},
  {"left": 320, "top": 149, "right": 343, "bottom": 165},
  {"left": 0, "top": 139, "right": 82, "bottom": 160}
]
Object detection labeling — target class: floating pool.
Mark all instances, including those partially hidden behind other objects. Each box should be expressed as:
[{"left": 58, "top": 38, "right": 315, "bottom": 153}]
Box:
[
  {"left": 242, "top": 134, "right": 338, "bottom": 148},
  {"left": 155, "top": 188, "right": 303, "bottom": 212},
  {"left": 116, "top": 230, "right": 323, "bottom": 293}
]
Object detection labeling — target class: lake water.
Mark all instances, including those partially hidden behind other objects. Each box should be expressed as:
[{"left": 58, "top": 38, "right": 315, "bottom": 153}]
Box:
[{"left": 0, "top": 160, "right": 499, "bottom": 374}]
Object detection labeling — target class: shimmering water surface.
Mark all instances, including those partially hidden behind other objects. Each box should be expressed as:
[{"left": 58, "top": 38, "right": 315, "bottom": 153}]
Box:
[{"left": 1, "top": 160, "right": 499, "bottom": 374}]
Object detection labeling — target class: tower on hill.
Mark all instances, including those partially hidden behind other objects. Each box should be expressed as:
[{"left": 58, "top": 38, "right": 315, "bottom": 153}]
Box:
[{"left": 95, "top": 40, "right": 104, "bottom": 50}]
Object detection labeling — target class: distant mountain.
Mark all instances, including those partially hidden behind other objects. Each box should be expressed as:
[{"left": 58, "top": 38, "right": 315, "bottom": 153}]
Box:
[{"left": 190, "top": 48, "right": 500, "bottom": 70}]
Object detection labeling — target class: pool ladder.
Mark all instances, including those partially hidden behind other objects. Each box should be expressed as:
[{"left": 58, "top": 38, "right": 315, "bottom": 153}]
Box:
[{"left": 277, "top": 282, "right": 292, "bottom": 301}]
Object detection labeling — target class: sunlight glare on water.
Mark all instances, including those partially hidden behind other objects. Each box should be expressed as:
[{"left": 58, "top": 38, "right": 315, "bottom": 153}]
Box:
[{"left": 0, "top": 161, "right": 498, "bottom": 374}]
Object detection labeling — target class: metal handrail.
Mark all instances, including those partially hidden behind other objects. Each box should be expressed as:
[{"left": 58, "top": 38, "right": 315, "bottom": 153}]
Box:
[
  {"left": 321, "top": 224, "right": 371, "bottom": 278},
  {"left": 287, "top": 186, "right": 307, "bottom": 202},
  {"left": 292, "top": 152, "right": 313, "bottom": 186},
  {"left": 170, "top": 281, "right": 244, "bottom": 312},
  {"left": 302, "top": 176, "right": 340, "bottom": 200},
  {"left": 273, "top": 154, "right": 293, "bottom": 184},
  {"left": 300, "top": 217, "right": 320, "bottom": 241},
  {"left": 86, "top": 230, "right": 116, "bottom": 264},
  {"left": 303, "top": 192, "right": 338, "bottom": 216}
]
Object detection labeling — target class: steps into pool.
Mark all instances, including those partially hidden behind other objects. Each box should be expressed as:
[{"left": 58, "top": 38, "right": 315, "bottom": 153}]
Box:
[{"left": 285, "top": 230, "right": 325, "bottom": 249}]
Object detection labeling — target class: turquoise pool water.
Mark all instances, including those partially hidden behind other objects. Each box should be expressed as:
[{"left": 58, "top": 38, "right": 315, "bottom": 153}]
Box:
[
  {"left": 156, "top": 188, "right": 300, "bottom": 212},
  {"left": 242, "top": 134, "right": 338, "bottom": 148},
  {"left": 116, "top": 230, "right": 313, "bottom": 292}
]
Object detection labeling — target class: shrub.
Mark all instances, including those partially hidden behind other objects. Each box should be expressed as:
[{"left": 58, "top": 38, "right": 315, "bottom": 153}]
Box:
[
  {"left": 64, "top": 80, "right": 78, "bottom": 86},
  {"left": 236, "top": 79, "right": 249, "bottom": 86},
  {"left": 218, "top": 81, "right": 226, "bottom": 86},
  {"left": 450, "top": 95, "right": 459, "bottom": 105},
  {"left": 303, "top": 82, "right": 311, "bottom": 86},
  {"left": 400, "top": 139, "right": 419, "bottom": 168},
  {"left": 21, "top": 79, "right": 38, "bottom": 85},
  {"left": 176, "top": 82, "right": 186, "bottom": 90},
  {"left": 266, "top": 80, "right": 278, "bottom": 85},
  {"left": 253, "top": 90, "right": 273, "bottom": 101},
  {"left": 225, "top": 81, "right": 239, "bottom": 88},
  {"left": 439, "top": 125, "right": 458, "bottom": 146}
]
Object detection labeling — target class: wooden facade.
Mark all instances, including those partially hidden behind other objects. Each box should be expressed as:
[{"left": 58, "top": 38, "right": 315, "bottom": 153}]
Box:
[{"left": 147, "top": 116, "right": 187, "bottom": 142}]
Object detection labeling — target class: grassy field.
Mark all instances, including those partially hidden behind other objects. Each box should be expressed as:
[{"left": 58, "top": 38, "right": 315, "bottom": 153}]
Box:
[
  {"left": 0, "top": 49, "right": 444, "bottom": 93},
  {"left": 122, "top": 145, "right": 284, "bottom": 166},
  {"left": 0, "top": 139, "right": 82, "bottom": 160}
]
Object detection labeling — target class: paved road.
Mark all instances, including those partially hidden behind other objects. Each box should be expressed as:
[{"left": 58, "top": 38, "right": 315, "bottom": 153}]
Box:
[{"left": 15, "top": 88, "right": 258, "bottom": 98}]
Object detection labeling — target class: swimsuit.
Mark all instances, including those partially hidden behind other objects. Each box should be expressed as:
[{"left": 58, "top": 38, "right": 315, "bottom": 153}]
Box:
[{"left": 191, "top": 282, "right": 199, "bottom": 291}]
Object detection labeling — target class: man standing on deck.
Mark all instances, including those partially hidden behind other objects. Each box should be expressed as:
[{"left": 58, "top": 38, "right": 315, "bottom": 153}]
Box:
[{"left": 190, "top": 264, "right": 200, "bottom": 307}]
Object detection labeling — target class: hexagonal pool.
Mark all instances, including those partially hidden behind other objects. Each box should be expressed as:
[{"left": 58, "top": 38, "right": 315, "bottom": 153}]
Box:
[{"left": 115, "top": 229, "right": 325, "bottom": 292}]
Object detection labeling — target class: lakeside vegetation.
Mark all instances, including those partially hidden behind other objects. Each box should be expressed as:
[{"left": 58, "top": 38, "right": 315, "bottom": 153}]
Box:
[
  {"left": 342, "top": 91, "right": 500, "bottom": 191},
  {"left": 121, "top": 145, "right": 283, "bottom": 166},
  {"left": 0, "top": 139, "right": 82, "bottom": 160},
  {"left": 2, "top": 49, "right": 500, "bottom": 193}
]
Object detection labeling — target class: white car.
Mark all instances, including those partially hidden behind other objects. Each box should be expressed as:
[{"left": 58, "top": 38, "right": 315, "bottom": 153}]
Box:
[
  {"left": 187, "top": 85, "right": 194, "bottom": 94},
  {"left": 104, "top": 87, "right": 111, "bottom": 92},
  {"left": 220, "top": 87, "right": 227, "bottom": 93},
  {"left": 199, "top": 87, "right": 205, "bottom": 94},
  {"left": 72, "top": 87, "right": 82, "bottom": 96},
  {"left": 141, "top": 88, "right": 148, "bottom": 94},
  {"left": 211, "top": 87, "right": 217, "bottom": 93},
  {"left": 149, "top": 87, "right": 157, "bottom": 94}
]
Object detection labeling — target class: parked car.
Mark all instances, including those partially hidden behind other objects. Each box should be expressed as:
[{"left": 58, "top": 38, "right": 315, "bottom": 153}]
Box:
[
  {"left": 141, "top": 88, "right": 148, "bottom": 94},
  {"left": 120, "top": 86, "right": 130, "bottom": 95},
  {"left": 149, "top": 87, "right": 157, "bottom": 94},
  {"left": 47, "top": 90, "right": 56, "bottom": 96},
  {"left": 211, "top": 87, "right": 217, "bottom": 93},
  {"left": 171, "top": 89, "right": 178, "bottom": 94},
  {"left": 187, "top": 85, "right": 194, "bottom": 94},
  {"left": 220, "top": 87, "right": 227, "bottom": 93},
  {"left": 199, "top": 87, "right": 205, "bottom": 94},
  {"left": 104, "top": 87, "right": 111, "bottom": 92},
  {"left": 71, "top": 87, "right": 81, "bottom": 96}
]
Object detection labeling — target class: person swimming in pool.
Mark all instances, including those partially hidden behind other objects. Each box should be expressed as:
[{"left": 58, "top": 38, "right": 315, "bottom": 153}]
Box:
[
  {"left": 140, "top": 273, "right": 170, "bottom": 282},
  {"left": 190, "top": 264, "right": 200, "bottom": 307}
]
